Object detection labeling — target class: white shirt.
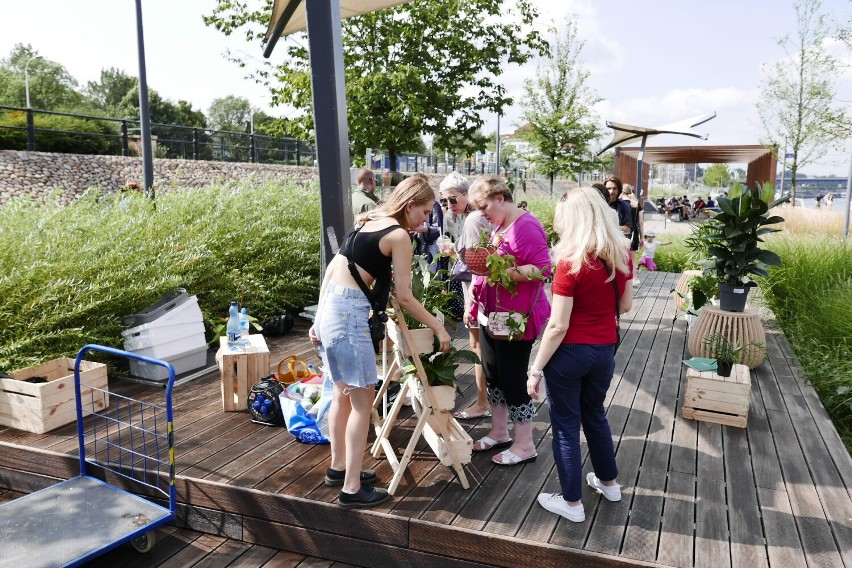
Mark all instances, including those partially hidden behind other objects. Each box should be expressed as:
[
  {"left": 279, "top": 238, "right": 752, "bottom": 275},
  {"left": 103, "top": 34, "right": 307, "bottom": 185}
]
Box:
[{"left": 642, "top": 240, "right": 662, "bottom": 259}]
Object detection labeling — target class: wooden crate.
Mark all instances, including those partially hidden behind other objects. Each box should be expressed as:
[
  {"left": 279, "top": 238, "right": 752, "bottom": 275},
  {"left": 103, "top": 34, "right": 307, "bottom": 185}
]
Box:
[
  {"left": 424, "top": 413, "right": 473, "bottom": 466},
  {"left": 683, "top": 363, "right": 751, "bottom": 428},
  {"left": 0, "top": 358, "right": 109, "bottom": 434},
  {"left": 217, "top": 335, "right": 270, "bottom": 412}
]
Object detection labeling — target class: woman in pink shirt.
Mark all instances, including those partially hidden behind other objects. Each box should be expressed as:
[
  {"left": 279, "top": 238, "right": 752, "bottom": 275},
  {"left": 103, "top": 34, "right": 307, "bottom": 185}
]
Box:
[{"left": 467, "top": 175, "right": 552, "bottom": 466}]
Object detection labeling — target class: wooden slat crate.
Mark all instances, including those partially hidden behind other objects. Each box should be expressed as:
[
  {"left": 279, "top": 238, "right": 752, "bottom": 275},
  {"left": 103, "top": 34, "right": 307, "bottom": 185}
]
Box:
[
  {"left": 683, "top": 363, "right": 751, "bottom": 428},
  {"left": 0, "top": 358, "right": 109, "bottom": 434},
  {"left": 217, "top": 335, "right": 270, "bottom": 412}
]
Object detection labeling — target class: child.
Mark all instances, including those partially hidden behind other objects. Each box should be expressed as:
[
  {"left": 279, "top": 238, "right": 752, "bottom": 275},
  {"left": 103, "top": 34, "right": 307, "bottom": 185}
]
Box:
[{"left": 638, "top": 230, "right": 671, "bottom": 272}]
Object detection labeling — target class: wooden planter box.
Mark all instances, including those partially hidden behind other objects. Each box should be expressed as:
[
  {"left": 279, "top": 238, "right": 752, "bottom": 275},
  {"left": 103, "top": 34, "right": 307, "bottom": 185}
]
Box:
[
  {"left": 0, "top": 358, "right": 109, "bottom": 434},
  {"left": 424, "top": 413, "right": 473, "bottom": 466},
  {"left": 387, "top": 319, "right": 436, "bottom": 356},
  {"left": 683, "top": 363, "right": 750, "bottom": 428}
]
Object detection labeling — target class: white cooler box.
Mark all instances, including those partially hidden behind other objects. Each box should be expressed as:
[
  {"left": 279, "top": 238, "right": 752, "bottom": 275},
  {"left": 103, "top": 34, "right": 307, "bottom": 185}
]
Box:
[{"left": 129, "top": 345, "right": 209, "bottom": 381}]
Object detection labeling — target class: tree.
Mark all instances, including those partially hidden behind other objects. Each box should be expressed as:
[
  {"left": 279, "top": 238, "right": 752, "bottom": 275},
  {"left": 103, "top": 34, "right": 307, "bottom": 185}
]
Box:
[
  {"left": 207, "top": 95, "right": 252, "bottom": 132},
  {"left": 518, "top": 17, "right": 601, "bottom": 194},
  {"left": 204, "top": 0, "right": 547, "bottom": 171},
  {"left": 85, "top": 67, "right": 137, "bottom": 114},
  {"left": 0, "top": 44, "right": 83, "bottom": 110},
  {"left": 703, "top": 164, "right": 731, "bottom": 188},
  {"left": 757, "top": 0, "right": 849, "bottom": 203}
]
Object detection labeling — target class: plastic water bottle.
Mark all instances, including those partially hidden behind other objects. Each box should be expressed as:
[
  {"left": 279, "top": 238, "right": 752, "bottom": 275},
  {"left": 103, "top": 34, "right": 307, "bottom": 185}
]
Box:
[
  {"left": 239, "top": 308, "right": 250, "bottom": 346},
  {"left": 226, "top": 301, "right": 242, "bottom": 348}
]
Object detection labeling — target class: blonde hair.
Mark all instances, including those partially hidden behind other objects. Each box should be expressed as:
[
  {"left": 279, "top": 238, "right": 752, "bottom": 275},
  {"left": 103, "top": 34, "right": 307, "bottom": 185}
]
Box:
[
  {"left": 551, "top": 186, "right": 630, "bottom": 279},
  {"left": 356, "top": 173, "right": 435, "bottom": 225}
]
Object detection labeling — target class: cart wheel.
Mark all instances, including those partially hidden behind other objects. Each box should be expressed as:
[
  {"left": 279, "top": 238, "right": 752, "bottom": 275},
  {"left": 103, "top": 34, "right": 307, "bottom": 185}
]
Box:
[{"left": 131, "top": 531, "right": 156, "bottom": 553}]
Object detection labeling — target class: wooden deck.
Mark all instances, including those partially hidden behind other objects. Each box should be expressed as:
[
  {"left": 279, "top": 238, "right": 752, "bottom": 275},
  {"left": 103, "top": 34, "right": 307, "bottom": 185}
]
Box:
[{"left": 1, "top": 271, "right": 851, "bottom": 568}]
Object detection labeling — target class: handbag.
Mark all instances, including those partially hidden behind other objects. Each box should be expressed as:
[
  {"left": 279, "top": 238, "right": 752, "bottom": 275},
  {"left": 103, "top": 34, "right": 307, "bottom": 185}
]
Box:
[
  {"left": 342, "top": 225, "right": 392, "bottom": 355},
  {"left": 478, "top": 281, "right": 543, "bottom": 341},
  {"left": 600, "top": 258, "right": 622, "bottom": 351}
]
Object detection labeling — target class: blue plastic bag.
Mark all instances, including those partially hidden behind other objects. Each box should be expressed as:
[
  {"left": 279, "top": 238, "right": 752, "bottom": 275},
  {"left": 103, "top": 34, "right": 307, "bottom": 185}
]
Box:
[{"left": 279, "top": 375, "right": 331, "bottom": 444}]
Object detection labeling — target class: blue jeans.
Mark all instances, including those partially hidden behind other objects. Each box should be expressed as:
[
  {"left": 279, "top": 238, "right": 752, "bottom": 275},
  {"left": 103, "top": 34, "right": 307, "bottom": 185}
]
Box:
[{"left": 544, "top": 343, "right": 618, "bottom": 501}]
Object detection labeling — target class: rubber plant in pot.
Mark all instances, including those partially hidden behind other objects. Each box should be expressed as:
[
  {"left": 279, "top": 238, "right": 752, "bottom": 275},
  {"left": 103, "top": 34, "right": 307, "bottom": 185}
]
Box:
[
  {"left": 702, "top": 332, "right": 765, "bottom": 377},
  {"left": 706, "top": 181, "right": 788, "bottom": 312}
]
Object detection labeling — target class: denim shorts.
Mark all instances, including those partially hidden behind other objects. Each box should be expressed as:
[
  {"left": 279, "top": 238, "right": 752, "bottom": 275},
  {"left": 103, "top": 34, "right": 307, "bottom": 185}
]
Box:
[{"left": 316, "top": 284, "right": 378, "bottom": 389}]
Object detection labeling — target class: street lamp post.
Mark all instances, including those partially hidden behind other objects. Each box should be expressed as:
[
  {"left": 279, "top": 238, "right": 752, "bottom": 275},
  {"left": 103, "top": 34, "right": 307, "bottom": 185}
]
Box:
[{"left": 24, "top": 55, "right": 42, "bottom": 109}]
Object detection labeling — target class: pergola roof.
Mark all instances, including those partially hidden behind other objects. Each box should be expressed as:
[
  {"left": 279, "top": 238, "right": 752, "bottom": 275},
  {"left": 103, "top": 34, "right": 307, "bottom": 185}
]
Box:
[
  {"left": 264, "top": 0, "right": 412, "bottom": 55},
  {"left": 615, "top": 145, "right": 773, "bottom": 164}
]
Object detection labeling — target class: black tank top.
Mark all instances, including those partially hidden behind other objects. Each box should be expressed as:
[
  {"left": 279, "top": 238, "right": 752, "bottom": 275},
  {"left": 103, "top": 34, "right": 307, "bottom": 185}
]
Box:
[{"left": 339, "top": 224, "right": 404, "bottom": 280}]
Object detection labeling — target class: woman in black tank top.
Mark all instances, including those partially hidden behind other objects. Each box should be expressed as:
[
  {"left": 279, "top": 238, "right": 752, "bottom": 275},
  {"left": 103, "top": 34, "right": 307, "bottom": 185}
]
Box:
[{"left": 309, "top": 174, "right": 451, "bottom": 508}]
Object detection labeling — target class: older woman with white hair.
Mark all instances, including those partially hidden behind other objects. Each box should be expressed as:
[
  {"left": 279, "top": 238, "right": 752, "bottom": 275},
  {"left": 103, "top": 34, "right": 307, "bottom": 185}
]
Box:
[
  {"left": 527, "top": 186, "right": 634, "bottom": 523},
  {"left": 438, "top": 171, "right": 494, "bottom": 420}
]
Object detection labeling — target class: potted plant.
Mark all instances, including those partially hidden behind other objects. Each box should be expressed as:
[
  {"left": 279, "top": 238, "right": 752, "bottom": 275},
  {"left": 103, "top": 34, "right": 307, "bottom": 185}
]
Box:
[
  {"left": 702, "top": 332, "right": 765, "bottom": 377},
  {"left": 706, "top": 182, "right": 788, "bottom": 312},
  {"left": 387, "top": 254, "right": 480, "bottom": 408},
  {"left": 387, "top": 254, "right": 456, "bottom": 355},
  {"left": 673, "top": 270, "right": 719, "bottom": 328}
]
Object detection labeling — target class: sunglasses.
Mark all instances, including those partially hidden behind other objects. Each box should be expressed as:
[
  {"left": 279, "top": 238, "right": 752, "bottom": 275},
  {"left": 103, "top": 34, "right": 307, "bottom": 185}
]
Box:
[{"left": 439, "top": 197, "right": 459, "bottom": 206}]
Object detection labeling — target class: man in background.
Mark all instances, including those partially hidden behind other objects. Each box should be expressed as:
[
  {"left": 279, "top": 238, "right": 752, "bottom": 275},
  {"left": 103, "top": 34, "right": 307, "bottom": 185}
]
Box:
[{"left": 351, "top": 168, "right": 379, "bottom": 218}]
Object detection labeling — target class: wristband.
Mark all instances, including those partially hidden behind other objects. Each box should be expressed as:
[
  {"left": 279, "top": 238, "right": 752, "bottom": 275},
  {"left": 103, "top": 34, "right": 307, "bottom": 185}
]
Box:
[{"left": 528, "top": 369, "right": 544, "bottom": 378}]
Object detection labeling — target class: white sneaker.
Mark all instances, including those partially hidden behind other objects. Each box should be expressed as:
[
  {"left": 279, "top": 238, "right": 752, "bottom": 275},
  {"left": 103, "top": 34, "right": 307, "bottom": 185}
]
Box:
[
  {"left": 537, "top": 493, "right": 585, "bottom": 522},
  {"left": 586, "top": 472, "right": 621, "bottom": 502},
  {"left": 633, "top": 278, "right": 641, "bottom": 287}
]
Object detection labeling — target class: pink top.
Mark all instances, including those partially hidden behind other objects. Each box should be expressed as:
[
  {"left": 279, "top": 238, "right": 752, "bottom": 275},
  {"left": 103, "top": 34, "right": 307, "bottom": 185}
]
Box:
[{"left": 470, "top": 212, "right": 552, "bottom": 340}]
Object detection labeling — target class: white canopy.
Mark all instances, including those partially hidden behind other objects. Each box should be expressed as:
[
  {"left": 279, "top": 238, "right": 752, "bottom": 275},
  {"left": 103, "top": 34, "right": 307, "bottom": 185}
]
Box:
[{"left": 265, "top": 0, "right": 412, "bottom": 39}]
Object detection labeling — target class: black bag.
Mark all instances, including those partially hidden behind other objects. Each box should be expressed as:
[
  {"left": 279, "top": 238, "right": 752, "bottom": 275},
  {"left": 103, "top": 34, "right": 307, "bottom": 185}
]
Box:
[
  {"left": 247, "top": 376, "right": 285, "bottom": 425},
  {"left": 601, "top": 258, "right": 622, "bottom": 351},
  {"left": 342, "top": 225, "right": 392, "bottom": 355}
]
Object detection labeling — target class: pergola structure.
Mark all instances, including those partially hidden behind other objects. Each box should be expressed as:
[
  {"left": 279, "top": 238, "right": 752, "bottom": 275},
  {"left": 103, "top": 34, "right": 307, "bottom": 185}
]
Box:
[{"left": 614, "top": 144, "right": 778, "bottom": 199}]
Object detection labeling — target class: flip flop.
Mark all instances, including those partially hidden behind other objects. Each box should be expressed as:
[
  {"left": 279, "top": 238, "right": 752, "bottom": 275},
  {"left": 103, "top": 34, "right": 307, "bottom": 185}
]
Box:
[
  {"left": 492, "top": 449, "right": 537, "bottom": 466},
  {"left": 472, "top": 436, "right": 513, "bottom": 452},
  {"left": 453, "top": 408, "right": 492, "bottom": 420}
]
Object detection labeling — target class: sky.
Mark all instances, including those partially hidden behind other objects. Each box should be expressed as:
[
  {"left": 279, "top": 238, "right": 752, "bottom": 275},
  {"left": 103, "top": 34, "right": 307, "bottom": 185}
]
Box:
[{"left": 1, "top": 0, "right": 850, "bottom": 176}]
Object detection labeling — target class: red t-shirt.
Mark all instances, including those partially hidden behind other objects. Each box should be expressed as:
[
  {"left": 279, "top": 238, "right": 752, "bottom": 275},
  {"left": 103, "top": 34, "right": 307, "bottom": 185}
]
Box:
[{"left": 551, "top": 255, "right": 633, "bottom": 345}]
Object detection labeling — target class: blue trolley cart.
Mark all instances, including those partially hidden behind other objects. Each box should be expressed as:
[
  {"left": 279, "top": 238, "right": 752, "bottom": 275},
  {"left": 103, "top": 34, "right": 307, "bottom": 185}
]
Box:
[{"left": 0, "top": 345, "right": 178, "bottom": 567}]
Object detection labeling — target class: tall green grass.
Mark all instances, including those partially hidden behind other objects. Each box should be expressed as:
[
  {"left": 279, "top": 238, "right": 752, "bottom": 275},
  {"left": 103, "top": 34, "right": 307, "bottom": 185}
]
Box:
[
  {"left": 760, "top": 237, "right": 852, "bottom": 448},
  {"left": 0, "top": 180, "right": 321, "bottom": 371}
]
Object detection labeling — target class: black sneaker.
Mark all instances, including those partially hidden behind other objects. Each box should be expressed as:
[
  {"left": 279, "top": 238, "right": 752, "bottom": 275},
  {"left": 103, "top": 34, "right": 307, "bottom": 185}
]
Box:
[
  {"left": 338, "top": 486, "right": 390, "bottom": 508},
  {"left": 324, "top": 468, "right": 378, "bottom": 487}
]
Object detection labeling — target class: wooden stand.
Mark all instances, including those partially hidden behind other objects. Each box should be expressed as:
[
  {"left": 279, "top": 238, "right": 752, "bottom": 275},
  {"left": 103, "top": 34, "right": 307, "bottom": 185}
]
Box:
[
  {"left": 672, "top": 270, "right": 704, "bottom": 311},
  {"left": 687, "top": 305, "right": 766, "bottom": 368},
  {"left": 683, "top": 363, "right": 751, "bottom": 428},
  {"left": 370, "top": 298, "right": 471, "bottom": 495},
  {"left": 217, "top": 335, "right": 270, "bottom": 411}
]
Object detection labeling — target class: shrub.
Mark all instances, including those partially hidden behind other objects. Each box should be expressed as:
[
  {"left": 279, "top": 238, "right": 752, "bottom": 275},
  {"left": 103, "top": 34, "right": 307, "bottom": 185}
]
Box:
[
  {"left": 0, "top": 109, "right": 121, "bottom": 155},
  {"left": 0, "top": 180, "right": 321, "bottom": 371}
]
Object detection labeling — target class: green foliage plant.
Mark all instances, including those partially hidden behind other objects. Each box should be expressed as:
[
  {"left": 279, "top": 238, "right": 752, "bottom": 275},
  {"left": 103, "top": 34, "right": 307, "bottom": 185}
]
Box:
[
  {"left": 702, "top": 332, "right": 765, "bottom": 376},
  {"left": 0, "top": 180, "right": 321, "bottom": 372},
  {"left": 760, "top": 236, "right": 852, "bottom": 450},
  {"left": 707, "top": 181, "right": 789, "bottom": 287}
]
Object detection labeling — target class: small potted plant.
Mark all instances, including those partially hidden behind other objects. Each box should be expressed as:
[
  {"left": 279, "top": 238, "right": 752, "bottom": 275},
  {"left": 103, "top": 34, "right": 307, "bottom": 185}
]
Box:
[
  {"left": 706, "top": 182, "right": 788, "bottom": 312},
  {"left": 702, "top": 332, "right": 765, "bottom": 377}
]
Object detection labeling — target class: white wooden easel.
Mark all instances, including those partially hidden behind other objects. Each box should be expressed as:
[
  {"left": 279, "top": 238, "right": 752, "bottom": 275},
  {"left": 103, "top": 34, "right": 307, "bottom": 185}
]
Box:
[{"left": 370, "top": 298, "right": 471, "bottom": 495}]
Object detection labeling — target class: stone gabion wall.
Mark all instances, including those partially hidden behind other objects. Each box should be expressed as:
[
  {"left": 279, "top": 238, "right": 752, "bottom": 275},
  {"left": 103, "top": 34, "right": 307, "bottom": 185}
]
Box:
[{"left": 0, "top": 150, "right": 318, "bottom": 205}]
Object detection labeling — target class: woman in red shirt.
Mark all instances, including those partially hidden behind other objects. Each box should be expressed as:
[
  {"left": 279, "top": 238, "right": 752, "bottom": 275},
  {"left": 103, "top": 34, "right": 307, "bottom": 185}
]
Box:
[{"left": 527, "top": 186, "right": 634, "bottom": 523}]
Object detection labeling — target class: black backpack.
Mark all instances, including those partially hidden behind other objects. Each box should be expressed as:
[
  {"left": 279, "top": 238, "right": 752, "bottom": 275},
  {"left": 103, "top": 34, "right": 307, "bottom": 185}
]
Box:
[{"left": 247, "top": 376, "right": 285, "bottom": 425}]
